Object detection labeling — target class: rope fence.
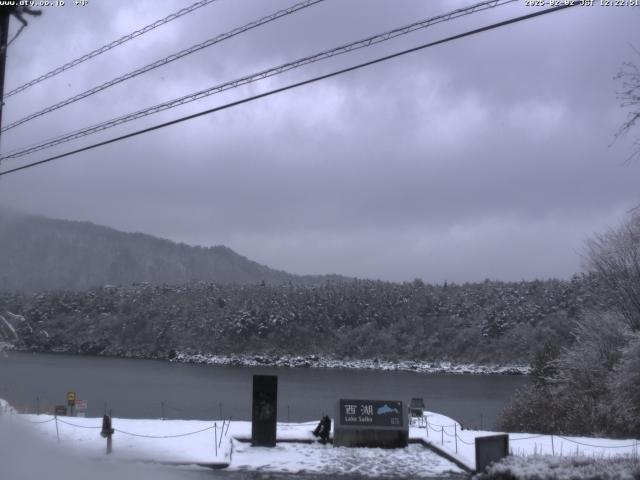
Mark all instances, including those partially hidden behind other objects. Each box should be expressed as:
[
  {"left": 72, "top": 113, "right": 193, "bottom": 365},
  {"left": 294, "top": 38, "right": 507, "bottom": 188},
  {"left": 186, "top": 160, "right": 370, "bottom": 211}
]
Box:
[
  {"left": 2, "top": 405, "right": 234, "bottom": 458},
  {"left": 421, "top": 415, "right": 639, "bottom": 458},
  {"left": 510, "top": 434, "right": 546, "bottom": 441},
  {"left": 557, "top": 436, "right": 637, "bottom": 449},
  {"left": 6, "top": 404, "right": 639, "bottom": 460},
  {"left": 114, "top": 424, "right": 216, "bottom": 439},
  {"left": 56, "top": 418, "right": 102, "bottom": 429}
]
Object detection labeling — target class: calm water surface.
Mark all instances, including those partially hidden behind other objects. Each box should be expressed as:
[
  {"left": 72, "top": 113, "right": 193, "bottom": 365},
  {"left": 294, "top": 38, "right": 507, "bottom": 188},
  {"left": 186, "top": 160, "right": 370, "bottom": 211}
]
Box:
[{"left": 0, "top": 351, "right": 528, "bottom": 429}]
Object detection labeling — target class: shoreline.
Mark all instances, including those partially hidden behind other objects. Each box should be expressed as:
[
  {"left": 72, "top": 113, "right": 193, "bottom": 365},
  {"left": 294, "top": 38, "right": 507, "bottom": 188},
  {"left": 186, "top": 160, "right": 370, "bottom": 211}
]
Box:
[
  {"left": 1, "top": 344, "right": 530, "bottom": 375},
  {"left": 171, "top": 351, "right": 531, "bottom": 375}
]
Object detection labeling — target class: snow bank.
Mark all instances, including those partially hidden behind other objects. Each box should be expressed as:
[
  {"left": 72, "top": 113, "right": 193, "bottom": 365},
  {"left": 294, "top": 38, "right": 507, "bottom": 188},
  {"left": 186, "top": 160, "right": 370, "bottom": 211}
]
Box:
[
  {"left": 476, "top": 455, "right": 640, "bottom": 479},
  {"left": 409, "top": 412, "right": 640, "bottom": 472},
  {"left": 1, "top": 405, "right": 463, "bottom": 477},
  {"left": 0, "top": 397, "right": 17, "bottom": 415},
  {"left": 2, "top": 413, "right": 232, "bottom": 465},
  {"left": 5, "top": 399, "right": 636, "bottom": 477},
  {"left": 229, "top": 440, "right": 462, "bottom": 477},
  {"left": 173, "top": 351, "right": 530, "bottom": 375}
]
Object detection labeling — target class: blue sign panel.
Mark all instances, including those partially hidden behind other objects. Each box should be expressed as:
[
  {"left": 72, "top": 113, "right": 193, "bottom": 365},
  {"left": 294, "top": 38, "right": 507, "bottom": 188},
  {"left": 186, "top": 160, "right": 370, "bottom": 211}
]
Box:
[{"left": 339, "top": 399, "right": 403, "bottom": 427}]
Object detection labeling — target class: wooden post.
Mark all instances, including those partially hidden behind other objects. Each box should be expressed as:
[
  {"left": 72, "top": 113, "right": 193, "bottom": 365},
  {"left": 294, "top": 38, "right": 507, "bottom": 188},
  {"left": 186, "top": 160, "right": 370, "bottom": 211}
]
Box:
[
  {"left": 454, "top": 423, "right": 458, "bottom": 453},
  {"left": 107, "top": 410, "right": 113, "bottom": 455},
  {"left": 225, "top": 416, "right": 232, "bottom": 436},
  {"left": 214, "top": 422, "right": 218, "bottom": 457},
  {"left": 55, "top": 415, "right": 60, "bottom": 443},
  {"left": 551, "top": 435, "right": 555, "bottom": 456}
]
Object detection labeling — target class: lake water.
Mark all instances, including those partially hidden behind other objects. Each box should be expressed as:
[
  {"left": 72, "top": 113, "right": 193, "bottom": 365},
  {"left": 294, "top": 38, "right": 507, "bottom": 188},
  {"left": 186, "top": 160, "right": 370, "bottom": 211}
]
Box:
[{"left": 0, "top": 351, "right": 528, "bottom": 429}]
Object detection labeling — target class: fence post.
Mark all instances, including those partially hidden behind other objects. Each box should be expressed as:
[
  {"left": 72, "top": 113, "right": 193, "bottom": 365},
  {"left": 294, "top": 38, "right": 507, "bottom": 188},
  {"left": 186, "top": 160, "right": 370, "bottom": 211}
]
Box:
[
  {"left": 55, "top": 415, "right": 60, "bottom": 443},
  {"left": 225, "top": 416, "right": 232, "bottom": 436},
  {"left": 218, "top": 422, "right": 224, "bottom": 450},
  {"left": 214, "top": 422, "right": 218, "bottom": 457},
  {"left": 551, "top": 435, "right": 555, "bottom": 456},
  {"left": 454, "top": 423, "right": 458, "bottom": 453},
  {"left": 107, "top": 410, "right": 113, "bottom": 455}
]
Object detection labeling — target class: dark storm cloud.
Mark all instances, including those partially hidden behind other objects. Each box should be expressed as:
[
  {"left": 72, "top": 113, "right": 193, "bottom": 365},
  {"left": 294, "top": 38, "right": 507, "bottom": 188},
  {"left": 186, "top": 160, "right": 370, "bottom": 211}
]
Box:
[{"left": 0, "top": 0, "right": 638, "bottom": 282}]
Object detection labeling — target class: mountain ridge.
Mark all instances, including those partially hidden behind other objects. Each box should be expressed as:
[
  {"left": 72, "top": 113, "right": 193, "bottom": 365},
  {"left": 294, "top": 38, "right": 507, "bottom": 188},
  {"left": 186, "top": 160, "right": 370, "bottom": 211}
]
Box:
[{"left": 0, "top": 208, "right": 347, "bottom": 292}]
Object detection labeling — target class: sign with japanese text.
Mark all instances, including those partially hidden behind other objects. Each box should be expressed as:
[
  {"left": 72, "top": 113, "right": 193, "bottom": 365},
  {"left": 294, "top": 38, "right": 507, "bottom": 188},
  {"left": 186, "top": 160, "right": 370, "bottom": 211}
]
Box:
[
  {"left": 54, "top": 405, "right": 68, "bottom": 416},
  {"left": 339, "top": 399, "right": 403, "bottom": 427}
]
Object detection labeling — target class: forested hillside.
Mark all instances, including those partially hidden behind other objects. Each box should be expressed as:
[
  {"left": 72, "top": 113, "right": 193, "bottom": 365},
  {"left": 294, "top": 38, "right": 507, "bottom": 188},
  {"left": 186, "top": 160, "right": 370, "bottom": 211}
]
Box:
[
  {"left": 0, "top": 209, "right": 343, "bottom": 291},
  {"left": 0, "top": 275, "right": 613, "bottom": 365}
]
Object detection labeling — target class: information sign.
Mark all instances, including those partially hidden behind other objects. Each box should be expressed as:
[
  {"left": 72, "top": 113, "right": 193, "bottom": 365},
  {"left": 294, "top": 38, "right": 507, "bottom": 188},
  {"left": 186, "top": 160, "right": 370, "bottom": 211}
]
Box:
[
  {"left": 54, "top": 405, "right": 67, "bottom": 416},
  {"left": 339, "top": 399, "right": 403, "bottom": 427}
]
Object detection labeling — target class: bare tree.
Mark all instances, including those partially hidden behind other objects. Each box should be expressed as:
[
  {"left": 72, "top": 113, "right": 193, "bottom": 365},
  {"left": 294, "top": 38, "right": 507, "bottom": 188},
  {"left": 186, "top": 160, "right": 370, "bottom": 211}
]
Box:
[
  {"left": 615, "top": 50, "right": 640, "bottom": 163},
  {"left": 585, "top": 212, "right": 640, "bottom": 331}
]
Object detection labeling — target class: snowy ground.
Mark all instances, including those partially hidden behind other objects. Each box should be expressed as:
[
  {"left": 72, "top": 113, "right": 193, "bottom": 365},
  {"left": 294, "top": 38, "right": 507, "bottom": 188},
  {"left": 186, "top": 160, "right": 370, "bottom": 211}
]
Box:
[
  {"left": 2, "top": 399, "right": 638, "bottom": 478},
  {"left": 415, "top": 412, "right": 640, "bottom": 472},
  {"left": 477, "top": 455, "right": 640, "bottom": 480},
  {"left": 229, "top": 441, "right": 462, "bottom": 478},
  {"left": 0, "top": 405, "right": 463, "bottom": 478}
]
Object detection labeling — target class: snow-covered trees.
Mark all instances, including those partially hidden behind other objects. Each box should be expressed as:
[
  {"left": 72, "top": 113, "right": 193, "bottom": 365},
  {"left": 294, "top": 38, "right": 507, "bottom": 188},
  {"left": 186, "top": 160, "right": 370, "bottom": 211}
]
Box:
[
  {"left": 501, "top": 212, "right": 640, "bottom": 437},
  {"left": 585, "top": 211, "right": 640, "bottom": 331}
]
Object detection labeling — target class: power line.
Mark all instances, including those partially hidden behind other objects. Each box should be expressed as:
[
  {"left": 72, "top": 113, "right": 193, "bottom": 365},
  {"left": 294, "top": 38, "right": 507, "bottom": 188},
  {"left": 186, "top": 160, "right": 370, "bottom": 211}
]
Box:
[
  {"left": 0, "top": 0, "right": 516, "bottom": 161},
  {"left": 1, "top": 0, "right": 324, "bottom": 133},
  {"left": 3, "top": 0, "right": 220, "bottom": 100},
  {"left": 0, "top": 4, "right": 577, "bottom": 178}
]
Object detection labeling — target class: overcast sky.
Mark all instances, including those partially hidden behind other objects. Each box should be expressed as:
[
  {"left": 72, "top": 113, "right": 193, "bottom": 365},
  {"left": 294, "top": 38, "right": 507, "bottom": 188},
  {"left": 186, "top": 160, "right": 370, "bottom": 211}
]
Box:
[{"left": 0, "top": 0, "right": 638, "bottom": 283}]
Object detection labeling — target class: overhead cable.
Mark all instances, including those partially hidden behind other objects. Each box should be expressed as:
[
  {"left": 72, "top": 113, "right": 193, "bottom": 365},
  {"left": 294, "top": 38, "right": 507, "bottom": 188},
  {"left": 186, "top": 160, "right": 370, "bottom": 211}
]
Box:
[
  {"left": 3, "top": 0, "right": 220, "bottom": 100},
  {"left": 0, "top": 4, "right": 578, "bottom": 178},
  {"left": 0, "top": 0, "right": 516, "bottom": 160},
  {"left": 1, "top": 0, "right": 325, "bottom": 133}
]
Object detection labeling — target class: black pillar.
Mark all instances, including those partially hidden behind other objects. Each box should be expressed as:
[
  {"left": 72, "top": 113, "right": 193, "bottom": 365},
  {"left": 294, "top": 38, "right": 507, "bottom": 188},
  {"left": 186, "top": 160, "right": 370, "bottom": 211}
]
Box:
[{"left": 251, "top": 375, "right": 277, "bottom": 446}]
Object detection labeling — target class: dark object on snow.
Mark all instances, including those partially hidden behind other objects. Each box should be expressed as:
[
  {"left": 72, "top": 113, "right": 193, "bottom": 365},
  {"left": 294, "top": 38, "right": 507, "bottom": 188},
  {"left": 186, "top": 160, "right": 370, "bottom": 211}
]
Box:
[
  {"left": 54, "top": 405, "right": 67, "bottom": 417},
  {"left": 313, "top": 415, "right": 332, "bottom": 443},
  {"left": 409, "top": 397, "right": 425, "bottom": 418},
  {"left": 100, "top": 414, "right": 114, "bottom": 438},
  {"left": 475, "top": 434, "right": 509, "bottom": 473},
  {"left": 251, "top": 375, "right": 278, "bottom": 447}
]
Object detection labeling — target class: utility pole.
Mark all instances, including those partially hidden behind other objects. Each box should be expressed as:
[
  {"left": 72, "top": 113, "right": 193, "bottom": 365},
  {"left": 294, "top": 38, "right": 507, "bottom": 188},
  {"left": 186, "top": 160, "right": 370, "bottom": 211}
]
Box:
[
  {"left": 0, "top": 6, "right": 41, "bottom": 153},
  {"left": 0, "top": 11, "right": 10, "bottom": 150}
]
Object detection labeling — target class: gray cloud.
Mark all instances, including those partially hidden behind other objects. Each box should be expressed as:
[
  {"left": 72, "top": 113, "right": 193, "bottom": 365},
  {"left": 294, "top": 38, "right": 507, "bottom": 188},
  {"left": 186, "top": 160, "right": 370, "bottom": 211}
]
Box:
[{"left": 0, "top": 0, "right": 638, "bottom": 282}]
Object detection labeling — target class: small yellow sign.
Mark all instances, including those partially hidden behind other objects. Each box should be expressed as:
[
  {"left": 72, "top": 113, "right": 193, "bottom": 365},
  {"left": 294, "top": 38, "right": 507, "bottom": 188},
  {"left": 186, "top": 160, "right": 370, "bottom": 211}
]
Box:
[{"left": 67, "top": 391, "right": 76, "bottom": 406}]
